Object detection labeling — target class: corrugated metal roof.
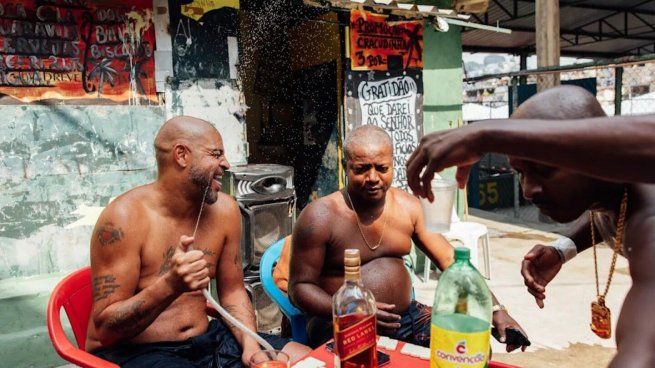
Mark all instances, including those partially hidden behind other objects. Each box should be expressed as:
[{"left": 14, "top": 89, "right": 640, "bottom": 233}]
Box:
[{"left": 463, "top": 0, "right": 655, "bottom": 57}]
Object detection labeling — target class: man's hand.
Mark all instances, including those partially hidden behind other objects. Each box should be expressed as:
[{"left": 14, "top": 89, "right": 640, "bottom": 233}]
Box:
[
  {"left": 376, "top": 302, "right": 401, "bottom": 334},
  {"left": 241, "top": 341, "right": 261, "bottom": 367},
  {"left": 521, "top": 244, "right": 563, "bottom": 308},
  {"left": 165, "top": 235, "right": 210, "bottom": 293},
  {"left": 406, "top": 126, "right": 483, "bottom": 200},
  {"left": 492, "top": 311, "right": 529, "bottom": 352}
]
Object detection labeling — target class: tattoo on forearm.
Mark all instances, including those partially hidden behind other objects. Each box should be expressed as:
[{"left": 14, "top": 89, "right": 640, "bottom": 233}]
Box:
[
  {"left": 92, "top": 275, "right": 120, "bottom": 302},
  {"left": 106, "top": 300, "right": 148, "bottom": 333},
  {"left": 96, "top": 222, "right": 124, "bottom": 246},
  {"left": 158, "top": 245, "right": 175, "bottom": 275}
]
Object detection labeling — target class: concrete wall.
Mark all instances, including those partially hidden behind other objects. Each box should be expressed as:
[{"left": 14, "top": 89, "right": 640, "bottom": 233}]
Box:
[
  {"left": 0, "top": 106, "right": 164, "bottom": 278},
  {"left": 0, "top": 104, "right": 165, "bottom": 367}
]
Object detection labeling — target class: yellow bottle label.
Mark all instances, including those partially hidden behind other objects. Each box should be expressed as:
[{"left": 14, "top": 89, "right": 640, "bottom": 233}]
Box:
[{"left": 430, "top": 324, "right": 490, "bottom": 368}]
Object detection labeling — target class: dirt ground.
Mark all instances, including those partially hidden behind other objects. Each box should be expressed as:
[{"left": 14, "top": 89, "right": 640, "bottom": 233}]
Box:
[{"left": 493, "top": 343, "right": 616, "bottom": 368}]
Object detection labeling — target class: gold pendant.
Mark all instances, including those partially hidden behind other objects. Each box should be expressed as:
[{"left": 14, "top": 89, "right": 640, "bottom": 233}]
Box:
[{"left": 590, "top": 298, "right": 612, "bottom": 339}]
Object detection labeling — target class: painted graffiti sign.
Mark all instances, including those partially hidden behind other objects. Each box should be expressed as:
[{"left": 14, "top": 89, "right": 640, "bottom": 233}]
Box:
[
  {"left": 349, "top": 10, "right": 423, "bottom": 71},
  {"left": 0, "top": 0, "right": 156, "bottom": 102},
  {"left": 345, "top": 69, "right": 423, "bottom": 190}
]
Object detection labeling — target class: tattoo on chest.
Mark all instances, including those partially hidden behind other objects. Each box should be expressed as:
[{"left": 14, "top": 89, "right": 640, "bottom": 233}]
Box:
[
  {"left": 92, "top": 275, "right": 120, "bottom": 302},
  {"left": 158, "top": 246, "right": 175, "bottom": 275},
  {"left": 106, "top": 300, "right": 147, "bottom": 333},
  {"left": 96, "top": 222, "right": 124, "bottom": 246},
  {"left": 199, "top": 248, "right": 216, "bottom": 256}
]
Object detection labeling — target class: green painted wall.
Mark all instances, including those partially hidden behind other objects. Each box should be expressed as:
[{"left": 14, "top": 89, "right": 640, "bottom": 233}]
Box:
[
  {"left": 422, "top": 21, "right": 465, "bottom": 215},
  {"left": 414, "top": 15, "right": 464, "bottom": 273}
]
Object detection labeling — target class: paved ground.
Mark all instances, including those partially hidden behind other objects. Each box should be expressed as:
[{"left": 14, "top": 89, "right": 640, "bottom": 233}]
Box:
[{"left": 415, "top": 210, "right": 630, "bottom": 368}]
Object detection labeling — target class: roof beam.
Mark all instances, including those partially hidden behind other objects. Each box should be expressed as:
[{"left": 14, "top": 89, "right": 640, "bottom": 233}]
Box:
[
  {"left": 491, "top": 0, "right": 514, "bottom": 18},
  {"left": 463, "top": 44, "right": 627, "bottom": 58},
  {"left": 506, "top": 25, "right": 655, "bottom": 42},
  {"left": 517, "top": 0, "right": 655, "bottom": 16}
]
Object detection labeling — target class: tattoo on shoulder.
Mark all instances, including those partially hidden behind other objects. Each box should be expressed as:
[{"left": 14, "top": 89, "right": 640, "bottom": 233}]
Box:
[
  {"left": 106, "top": 300, "right": 147, "bottom": 333},
  {"left": 96, "top": 222, "right": 124, "bottom": 247},
  {"left": 92, "top": 275, "right": 120, "bottom": 302},
  {"left": 158, "top": 245, "right": 175, "bottom": 275}
]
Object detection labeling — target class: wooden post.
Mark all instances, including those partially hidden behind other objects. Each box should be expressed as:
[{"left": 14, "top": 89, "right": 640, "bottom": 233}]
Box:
[
  {"left": 535, "top": 0, "right": 560, "bottom": 91},
  {"left": 614, "top": 67, "right": 624, "bottom": 116}
]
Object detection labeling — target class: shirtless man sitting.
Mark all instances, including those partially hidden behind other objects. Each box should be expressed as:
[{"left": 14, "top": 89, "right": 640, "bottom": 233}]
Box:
[
  {"left": 288, "top": 125, "right": 527, "bottom": 350},
  {"left": 86, "top": 116, "right": 308, "bottom": 367}
]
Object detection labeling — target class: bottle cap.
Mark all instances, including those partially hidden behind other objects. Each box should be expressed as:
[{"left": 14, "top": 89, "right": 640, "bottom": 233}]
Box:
[
  {"left": 344, "top": 249, "right": 361, "bottom": 276},
  {"left": 344, "top": 249, "right": 360, "bottom": 265},
  {"left": 454, "top": 247, "right": 470, "bottom": 261}
]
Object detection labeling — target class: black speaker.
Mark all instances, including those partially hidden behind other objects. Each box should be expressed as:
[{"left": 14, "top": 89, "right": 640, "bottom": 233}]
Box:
[{"left": 230, "top": 164, "right": 295, "bottom": 272}]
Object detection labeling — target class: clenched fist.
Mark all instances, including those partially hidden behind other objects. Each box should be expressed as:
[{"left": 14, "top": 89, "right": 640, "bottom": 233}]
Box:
[{"left": 165, "top": 235, "right": 210, "bottom": 293}]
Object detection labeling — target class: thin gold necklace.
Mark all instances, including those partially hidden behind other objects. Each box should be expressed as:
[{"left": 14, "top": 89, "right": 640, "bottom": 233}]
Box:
[
  {"left": 589, "top": 187, "right": 628, "bottom": 339},
  {"left": 345, "top": 190, "right": 389, "bottom": 251}
]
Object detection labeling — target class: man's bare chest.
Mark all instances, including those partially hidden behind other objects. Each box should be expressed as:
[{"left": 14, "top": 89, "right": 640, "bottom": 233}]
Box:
[{"left": 141, "top": 224, "right": 224, "bottom": 279}]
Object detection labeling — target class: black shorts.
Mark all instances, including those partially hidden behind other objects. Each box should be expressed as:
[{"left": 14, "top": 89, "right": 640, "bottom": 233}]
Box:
[{"left": 91, "top": 320, "right": 289, "bottom": 368}]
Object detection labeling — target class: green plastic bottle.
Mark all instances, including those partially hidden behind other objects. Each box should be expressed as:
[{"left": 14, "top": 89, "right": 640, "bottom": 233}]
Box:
[{"left": 430, "top": 247, "right": 492, "bottom": 368}]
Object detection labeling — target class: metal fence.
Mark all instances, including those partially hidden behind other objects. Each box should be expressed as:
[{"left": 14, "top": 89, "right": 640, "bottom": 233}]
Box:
[{"left": 462, "top": 55, "right": 655, "bottom": 230}]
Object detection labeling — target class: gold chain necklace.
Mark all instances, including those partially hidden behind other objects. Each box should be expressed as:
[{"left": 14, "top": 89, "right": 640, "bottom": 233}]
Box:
[
  {"left": 345, "top": 190, "right": 389, "bottom": 251},
  {"left": 589, "top": 187, "right": 628, "bottom": 339}
]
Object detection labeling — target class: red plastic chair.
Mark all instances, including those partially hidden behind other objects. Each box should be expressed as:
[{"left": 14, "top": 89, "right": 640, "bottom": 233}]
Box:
[
  {"left": 46, "top": 266, "right": 119, "bottom": 368},
  {"left": 47, "top": 266, "right": 221, "bottom": 368}
]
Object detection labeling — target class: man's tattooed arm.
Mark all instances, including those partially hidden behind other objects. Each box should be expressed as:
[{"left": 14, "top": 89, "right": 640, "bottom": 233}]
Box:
[
  {"left": 92, "top": 275, "right": 121, "bottom": 302},
  {"left": 105, "top": 300, "right": 150, "bottom": 334},
  {"left": 95, "top": 222, "right": 124, "bottom": 246}
]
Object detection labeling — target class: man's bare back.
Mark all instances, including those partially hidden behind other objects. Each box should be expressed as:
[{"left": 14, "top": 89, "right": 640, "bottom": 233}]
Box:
[{"left": 85, "top": 186, "right": 236, "bottom": 350}]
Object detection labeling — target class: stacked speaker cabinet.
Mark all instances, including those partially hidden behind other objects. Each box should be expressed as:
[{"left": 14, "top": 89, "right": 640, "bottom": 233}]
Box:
[{"left": 229, "top": 164, "right": 295, "bottom": 334}]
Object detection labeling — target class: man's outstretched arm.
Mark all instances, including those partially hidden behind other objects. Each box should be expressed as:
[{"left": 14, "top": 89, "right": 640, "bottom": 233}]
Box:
[{"left": 407, "top": 116, "right": 655, "bottom": 198}]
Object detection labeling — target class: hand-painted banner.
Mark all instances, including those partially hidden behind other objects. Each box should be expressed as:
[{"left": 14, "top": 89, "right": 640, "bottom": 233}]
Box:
[
  {"left": 0, "top": 0, "right": 156, "bottom": 103},
  {"left": 345, "top": 69, "right": 424, "bottom": 190},
  {"left": 349, "top": 10, "right": 423, "bottom": 71}
]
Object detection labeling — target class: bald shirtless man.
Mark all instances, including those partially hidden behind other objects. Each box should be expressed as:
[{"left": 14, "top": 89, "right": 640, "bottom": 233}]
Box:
[
  {"left": 86, "top": 116, "right": 308, "bottom": 367},
  {"left": 289, "top": 125, "right": 527, "bottom": 351},
  {"left": 407, "top": 86, "right": 655, "bottom": 367}
]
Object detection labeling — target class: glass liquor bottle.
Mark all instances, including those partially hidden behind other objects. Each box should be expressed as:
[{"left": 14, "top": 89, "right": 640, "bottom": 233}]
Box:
[{"left": 332, "top": 249, "right": 378, "bottom": 368}]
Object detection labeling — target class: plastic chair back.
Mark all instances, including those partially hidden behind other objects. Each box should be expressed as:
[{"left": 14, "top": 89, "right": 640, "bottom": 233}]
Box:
[
  {"left": 260, "top": 238, "right": 308, "bottom": 344},
  {"left": 46, "top": 266, "right": 119, "bottom": 368}
]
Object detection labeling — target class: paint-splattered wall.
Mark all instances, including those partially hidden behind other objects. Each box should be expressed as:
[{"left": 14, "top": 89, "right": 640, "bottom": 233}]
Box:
[{"left": 0, "top": 106, "right": 164, "bottom": 279}]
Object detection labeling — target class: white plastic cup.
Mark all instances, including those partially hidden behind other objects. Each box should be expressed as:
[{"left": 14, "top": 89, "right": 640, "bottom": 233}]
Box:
[{"left": 420, "top": 178, "right": 457, "bottom": 233}]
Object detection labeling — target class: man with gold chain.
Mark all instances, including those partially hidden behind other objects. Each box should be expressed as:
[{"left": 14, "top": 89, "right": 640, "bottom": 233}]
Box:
[
  {"left": 288, "top": 124, "right": 528, "bottom": 351},
  {"left": 406, "top": 85, "right": 655, "bottom": 367}
]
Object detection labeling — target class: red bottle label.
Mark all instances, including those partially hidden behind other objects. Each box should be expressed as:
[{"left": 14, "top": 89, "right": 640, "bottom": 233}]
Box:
[{"left": 335, "top": 315, "right": 376, "bottom": 361}]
